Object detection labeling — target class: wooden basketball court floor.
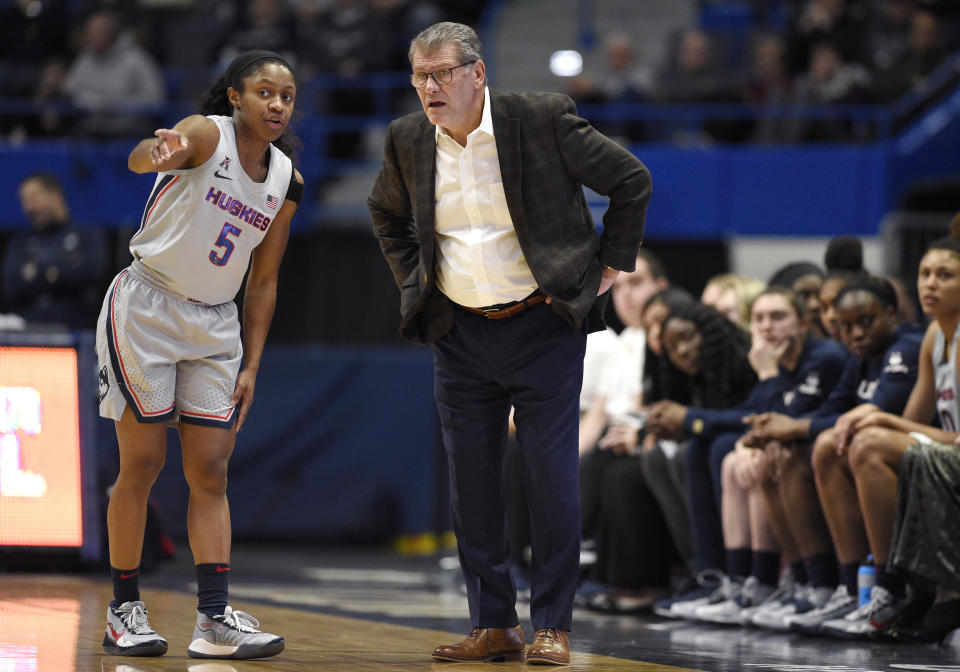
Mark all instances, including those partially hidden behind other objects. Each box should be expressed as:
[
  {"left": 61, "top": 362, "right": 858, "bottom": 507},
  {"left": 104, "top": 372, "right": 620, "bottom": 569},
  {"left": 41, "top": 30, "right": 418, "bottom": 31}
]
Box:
[{"left": 2, "top": 544, "right": 959, "bottom": 672}]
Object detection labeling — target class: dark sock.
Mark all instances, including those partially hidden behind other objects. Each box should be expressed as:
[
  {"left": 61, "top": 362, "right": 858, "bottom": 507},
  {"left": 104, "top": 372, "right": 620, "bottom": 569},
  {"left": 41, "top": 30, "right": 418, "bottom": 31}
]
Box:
[
  {"left": 751, "top": 551, "right": 781, "bottom": 587},
  {"left": 804, "top": 552, "right": 838, "bottom": 589},
  {"left": 875, "top": 564, "right": 906, "bottom": 598},
  {"left": 196, "top": 563, "right": 230, "bottom": 616},
  {"left": 839, "top": 562, "right": 860, "bottom": 597},
  {"left": 111, "top": 566, "right": 140, "bottom": 606},
  {"left": 791, "top": 559, "right": 809, "bottom": 585},
  {"left": 726, "top": 547, "right": 751, "bottom": 580}
]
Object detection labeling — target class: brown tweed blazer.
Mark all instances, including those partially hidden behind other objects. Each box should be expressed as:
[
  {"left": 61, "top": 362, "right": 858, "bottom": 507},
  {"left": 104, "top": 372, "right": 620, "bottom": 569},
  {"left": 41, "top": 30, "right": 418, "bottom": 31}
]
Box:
[{"left": 368, "top": 90, "right": 652, "bottom": 344}]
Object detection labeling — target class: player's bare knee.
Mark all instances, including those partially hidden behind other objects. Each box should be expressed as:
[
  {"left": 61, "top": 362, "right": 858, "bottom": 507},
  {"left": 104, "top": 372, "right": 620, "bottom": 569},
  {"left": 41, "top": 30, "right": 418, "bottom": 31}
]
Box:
[
  {"left": 847, "top": 427, "right": 886, "bottom": 473},
  {"left": 811, "top": 428, "right": 835, "bottom": 464},
  {"left": 118, "top": 453, "right": 165, "bottom": 486},
  {"left": 721, "top": 450, "right": 740, "bottom": 488},
  {"left": 184, "top": 459, "right": 229, "bottom": 495}
]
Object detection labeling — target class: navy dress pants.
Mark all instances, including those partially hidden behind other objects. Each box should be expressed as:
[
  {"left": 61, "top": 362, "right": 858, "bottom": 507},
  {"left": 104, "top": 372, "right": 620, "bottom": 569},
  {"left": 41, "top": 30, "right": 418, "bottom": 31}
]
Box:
[{"left": 432, "top": 301, "right": 587, "bottom": 631}]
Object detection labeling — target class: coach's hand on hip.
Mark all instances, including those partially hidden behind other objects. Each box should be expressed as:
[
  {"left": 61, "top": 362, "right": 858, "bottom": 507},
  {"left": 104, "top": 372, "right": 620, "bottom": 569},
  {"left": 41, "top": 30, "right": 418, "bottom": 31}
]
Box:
[{"left": 598, "top": 266, "right": 619, "bottom": 296}]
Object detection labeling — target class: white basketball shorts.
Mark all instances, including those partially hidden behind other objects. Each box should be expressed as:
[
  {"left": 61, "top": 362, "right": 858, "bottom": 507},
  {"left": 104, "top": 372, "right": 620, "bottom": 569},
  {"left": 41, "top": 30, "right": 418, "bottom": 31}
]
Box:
[{"left": 96, "top": 265, "right": 242, "bottom": 428}]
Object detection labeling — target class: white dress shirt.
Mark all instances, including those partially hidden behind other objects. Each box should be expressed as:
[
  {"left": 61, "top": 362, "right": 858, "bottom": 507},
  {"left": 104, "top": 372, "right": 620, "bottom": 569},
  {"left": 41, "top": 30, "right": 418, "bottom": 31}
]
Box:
[
  {"left": 581, "top": 327, "right": 620, "bottom": 412},
  {"left": 597, "top": 327, "right": 646, "bottom": 422},
  {"left": 433, "top": 87, "right": 537, "bottom": 308}
]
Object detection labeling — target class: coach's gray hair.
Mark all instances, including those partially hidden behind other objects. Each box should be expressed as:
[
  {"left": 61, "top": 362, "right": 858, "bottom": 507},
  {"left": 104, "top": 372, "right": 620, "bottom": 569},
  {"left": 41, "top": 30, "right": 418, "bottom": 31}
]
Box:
[{"left": 409, "top": 22, "right": 485, "bottom": 82}]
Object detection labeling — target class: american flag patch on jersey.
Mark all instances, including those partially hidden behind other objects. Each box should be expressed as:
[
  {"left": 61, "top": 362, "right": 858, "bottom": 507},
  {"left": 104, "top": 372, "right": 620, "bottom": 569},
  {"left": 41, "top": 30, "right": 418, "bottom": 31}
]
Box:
[{"left": 266, "top": 194, "right": 279, "bottom": 209}]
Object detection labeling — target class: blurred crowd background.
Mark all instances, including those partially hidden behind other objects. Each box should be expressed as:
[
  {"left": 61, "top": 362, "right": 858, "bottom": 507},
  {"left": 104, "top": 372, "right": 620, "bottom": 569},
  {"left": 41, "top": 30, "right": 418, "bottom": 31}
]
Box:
[{"left": 1, "top": 1, "right": 959, "bottom": 344}]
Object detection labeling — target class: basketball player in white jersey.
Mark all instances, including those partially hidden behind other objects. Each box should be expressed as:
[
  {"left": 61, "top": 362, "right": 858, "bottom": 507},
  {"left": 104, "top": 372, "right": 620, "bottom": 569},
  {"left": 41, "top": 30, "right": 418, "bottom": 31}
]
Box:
[
  {"left": 811, "top": 230, "right": 960, "bottom": 639},
  {"left": 98, "top": 50, "right": 304, "bottom": 659}
]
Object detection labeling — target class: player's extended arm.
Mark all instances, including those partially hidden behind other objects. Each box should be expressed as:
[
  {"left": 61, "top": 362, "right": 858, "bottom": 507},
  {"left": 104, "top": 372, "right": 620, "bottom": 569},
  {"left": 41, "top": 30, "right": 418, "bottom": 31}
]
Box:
[{"left": 127, "top": 114, "right": 219, "bottom": 174}]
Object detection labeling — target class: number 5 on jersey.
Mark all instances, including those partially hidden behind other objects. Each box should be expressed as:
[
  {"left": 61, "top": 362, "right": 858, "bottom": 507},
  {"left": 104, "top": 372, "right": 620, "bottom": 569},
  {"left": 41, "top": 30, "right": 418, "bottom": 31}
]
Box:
[{"left": 210, "top": 223, "right": 241, "bottom": 266}]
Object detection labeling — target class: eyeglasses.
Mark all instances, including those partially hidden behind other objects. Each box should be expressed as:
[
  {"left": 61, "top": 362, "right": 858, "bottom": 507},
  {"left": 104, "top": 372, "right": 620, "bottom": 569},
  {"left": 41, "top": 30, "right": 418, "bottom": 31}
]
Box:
[{"left": 410, "top": 61, "right": 477, "bottom": 88}]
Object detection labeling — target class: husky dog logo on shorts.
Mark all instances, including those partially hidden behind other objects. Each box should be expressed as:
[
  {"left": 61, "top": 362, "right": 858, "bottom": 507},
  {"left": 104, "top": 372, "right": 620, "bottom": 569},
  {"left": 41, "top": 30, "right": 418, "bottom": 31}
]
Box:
[{"left": 98, "top": 365, "right": 110, "bottom": 403}]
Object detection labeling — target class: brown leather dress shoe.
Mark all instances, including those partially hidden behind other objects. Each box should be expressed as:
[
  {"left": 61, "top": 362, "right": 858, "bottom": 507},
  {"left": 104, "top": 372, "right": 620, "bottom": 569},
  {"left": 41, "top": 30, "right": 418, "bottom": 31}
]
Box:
[
  {"left": 432, "top": 625, "right": 525, "bottom": 662},
  {"left": 524, "top": 628, "right": 569, "bottom": 665}
]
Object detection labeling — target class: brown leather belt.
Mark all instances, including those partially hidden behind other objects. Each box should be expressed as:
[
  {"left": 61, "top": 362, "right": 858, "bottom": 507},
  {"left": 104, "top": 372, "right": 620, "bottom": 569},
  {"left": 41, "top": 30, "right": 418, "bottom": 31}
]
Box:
[{"left": 459, "top": 289, "right": 546, "bottom": 320}]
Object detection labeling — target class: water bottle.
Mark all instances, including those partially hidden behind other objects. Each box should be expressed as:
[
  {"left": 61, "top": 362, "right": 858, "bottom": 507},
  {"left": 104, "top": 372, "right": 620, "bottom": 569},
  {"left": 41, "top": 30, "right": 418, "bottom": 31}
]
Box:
[{"left": 857, "top": 554, "right": 875, "bottom": 607}]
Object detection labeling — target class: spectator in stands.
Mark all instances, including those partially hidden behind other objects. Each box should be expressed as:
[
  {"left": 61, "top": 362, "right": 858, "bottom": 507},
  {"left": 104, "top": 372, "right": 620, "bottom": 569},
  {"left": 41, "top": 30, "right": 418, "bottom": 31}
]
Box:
[
  {"left": 21, "top": 58, "right": 70, "bottom": 138},
  {"left": 744, "top": 34, "right": 796, "bottom": 144},
  {"left": 785, "top": 0, "right": 868, "bottom": 76},
  {"left": 3, "top": 172, "right": 109, "bottom": 330},
  {"left": 701, "top": 273, "right": 765, "bottom": 329},
  {"left": 872, "top": 9, "right": 946, "bottom": 103},
  {"left": 295, "top": 0, "right": 401, "bottom": 159},
  {"left": 656, "top": 28, "right": 736, "bottom": 104},
  {"left": 863, "top": 0, "right": 915, "bottom": 73},
  {"left": 653, "top": 28, "right": 739, "bottom": 143},
  {"left": 54, "top": 9, "right": 167, "bottom": 138},
  {"left": 216, "top": 0, "right": 298, "bottom": 69},
  {"left": 565, "top": 32, "right": 652, "bottom": 143},
  {"left": 0, "top": 0, "right": 68, "bottom": 137},
  {"left": 780, "top": 39, "right": 873, "bottom": 143},
  {"left": 744, "top": 34, "right": 793, "bottom": 106}
]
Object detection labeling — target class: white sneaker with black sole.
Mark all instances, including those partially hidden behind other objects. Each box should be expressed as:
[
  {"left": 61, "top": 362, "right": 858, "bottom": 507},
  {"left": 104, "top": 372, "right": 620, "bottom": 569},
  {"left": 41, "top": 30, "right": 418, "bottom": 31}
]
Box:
[
  {"left": 102, "top": 600, "right": 168, "bottom": 656},
  {"left": 187, "top": 606, "right": 285, "bottom": 659},
  {"left": 654, "top": 569, "right": 726, "bottom": 619},
  {"left": 751, "top": 584, "right": 834, "bottom": 631},
  {"left": 738, "top": 568, "right": 795, "bottom": 626},
  {"left": 694, "top": 576, "right": 774, "bottom": 625},
  {"left": 674, "top": 575, "right": 741, "bottom": 620},
  {"left": 819, "top": 585, "right": 905, "bottom": 640},
  {"left": 785, "top": 585, "right": 858, "bottom": 634}
]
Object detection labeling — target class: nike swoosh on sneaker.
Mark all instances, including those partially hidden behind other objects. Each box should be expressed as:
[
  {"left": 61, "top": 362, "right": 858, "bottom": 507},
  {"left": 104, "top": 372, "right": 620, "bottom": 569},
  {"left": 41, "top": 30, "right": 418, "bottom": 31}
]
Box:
[
  {"left": 214, "top": 170, "right": 232, "bottom": 180},
  {"left": 108, "top": 624, "right": 125, "bottom": 640}
]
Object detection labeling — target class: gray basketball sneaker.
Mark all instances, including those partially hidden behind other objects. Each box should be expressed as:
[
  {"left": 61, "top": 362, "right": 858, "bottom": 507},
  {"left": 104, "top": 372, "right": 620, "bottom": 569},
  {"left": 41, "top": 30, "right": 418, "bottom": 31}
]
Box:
[
  {"left": 187, "top": 606, "right": 285, "bottom": 659},
  {"left": 102, "top": 600, "right": 168, "bottom": 656}
]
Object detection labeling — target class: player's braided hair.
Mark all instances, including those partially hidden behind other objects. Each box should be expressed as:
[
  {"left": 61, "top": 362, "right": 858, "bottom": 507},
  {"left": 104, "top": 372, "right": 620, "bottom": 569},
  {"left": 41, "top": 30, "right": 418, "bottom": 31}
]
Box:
[{"left": 659, "top": 302, "right": 756, "bottom": 410}]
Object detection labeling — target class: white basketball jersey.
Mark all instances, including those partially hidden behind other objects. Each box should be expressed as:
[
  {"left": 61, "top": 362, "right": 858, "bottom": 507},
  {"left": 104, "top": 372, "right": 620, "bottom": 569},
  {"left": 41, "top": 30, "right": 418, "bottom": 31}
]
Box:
[
  {"left": 129, "top": 115, "right": 293, "bottom": 305},
  {"left": 932, "top": 322, "right": 960, "bottom": 432}
]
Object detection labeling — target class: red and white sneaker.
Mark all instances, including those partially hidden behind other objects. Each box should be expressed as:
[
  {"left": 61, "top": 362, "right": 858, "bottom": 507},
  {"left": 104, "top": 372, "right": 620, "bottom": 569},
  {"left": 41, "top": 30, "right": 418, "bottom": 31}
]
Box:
[
  {"left": 102, "top": 600, "right": 168, "bottom": 656},
  {"left": 820, "top": 586, "right": 905, "bottom": 640}
]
